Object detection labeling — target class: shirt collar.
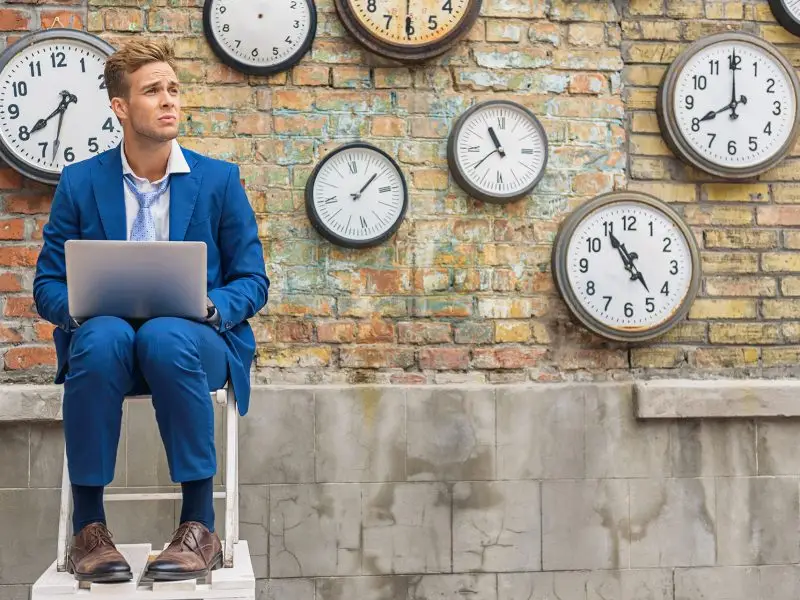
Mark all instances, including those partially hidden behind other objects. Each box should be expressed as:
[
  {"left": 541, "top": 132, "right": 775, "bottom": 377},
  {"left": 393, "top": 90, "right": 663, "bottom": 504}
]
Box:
[{"left": 120, "top": 139, "right": 191, "bottom": 183}]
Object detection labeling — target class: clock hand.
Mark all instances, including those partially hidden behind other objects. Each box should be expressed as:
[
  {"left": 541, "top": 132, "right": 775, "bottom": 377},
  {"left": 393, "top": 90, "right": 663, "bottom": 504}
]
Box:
[
  {"left": 728, "top": 48, "right": 743, "bottom": 119},
  {"left": 470, "top": 148, "right": 498, "bottom": 170},
  {"left": 29, "top": 90, "right": 75, "bottom": 135},
  {"left": 351, "top": 173, "right": 377, "bottom": 200},
  {"left": 608, "top": 230, "right": 634, "bottom": 270},
  {"left": 52, "top": 109, "right": 65, "bottom": 161},
  {"left": 488, "top": 126, "right": 506, "bottom": 157},
  {"left": 618, "top": 243, "right": 650, "bottom": 292},
  {"left": 405, "top": 0, "right": 413, "bottom": 37}
]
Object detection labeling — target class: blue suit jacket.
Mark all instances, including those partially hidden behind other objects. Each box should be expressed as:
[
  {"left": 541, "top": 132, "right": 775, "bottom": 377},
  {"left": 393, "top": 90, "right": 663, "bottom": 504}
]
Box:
[{"left": 33, "top": 144, "right": 269, "bottom": 416}]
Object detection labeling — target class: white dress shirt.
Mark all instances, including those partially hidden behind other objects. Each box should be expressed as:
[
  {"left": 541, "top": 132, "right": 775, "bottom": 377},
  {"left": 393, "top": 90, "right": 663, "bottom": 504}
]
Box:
[{"left": 120, "top": 138, "right": 191, "bottom": 241}]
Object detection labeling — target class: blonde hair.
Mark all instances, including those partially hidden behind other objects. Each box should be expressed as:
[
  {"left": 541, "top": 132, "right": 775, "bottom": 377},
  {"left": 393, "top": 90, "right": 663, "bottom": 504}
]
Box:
[{"left": 103, "top": 38, "right": 177, "bottom": 100}]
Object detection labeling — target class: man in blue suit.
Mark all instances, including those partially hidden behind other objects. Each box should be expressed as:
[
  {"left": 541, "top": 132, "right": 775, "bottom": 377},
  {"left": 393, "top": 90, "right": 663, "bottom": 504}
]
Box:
[{"left": 33, "top": 38, "right": 269, "bottom": 582}]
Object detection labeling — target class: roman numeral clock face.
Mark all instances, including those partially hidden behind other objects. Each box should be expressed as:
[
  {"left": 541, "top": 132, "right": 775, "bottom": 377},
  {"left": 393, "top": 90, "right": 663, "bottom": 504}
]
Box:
[
  {"left": 305, "top": 143, "right": 408, "bottom": 249},
  {"left": 0, "top": 30, "right": 122, "bottom": 185},
  {"left": 659, "top": 32, "right": 800, "bottom": 179}
]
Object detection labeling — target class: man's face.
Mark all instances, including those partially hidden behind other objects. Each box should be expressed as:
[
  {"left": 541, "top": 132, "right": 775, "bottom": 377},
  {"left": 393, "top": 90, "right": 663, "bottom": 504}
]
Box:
[{"left": 112, "top": 61, "right": 180, "bottom": 143}]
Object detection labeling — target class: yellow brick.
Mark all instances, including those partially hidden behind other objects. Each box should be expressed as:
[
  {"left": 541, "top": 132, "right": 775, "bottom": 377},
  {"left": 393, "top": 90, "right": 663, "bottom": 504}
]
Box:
[
  {"left": 550, "top": 0, "right": 618, "bottom": 21},
  {"left": 705, "top": 1, "right": 744, "bottom": 19},
  {"left": 760, "top": 158, "right": 800, "bottom": 180},
  {"left": 758, "top": 206, "right": 800, "bottom": 226},
  {"left": 630, "top": 134, "right": 672, "bottom": 156},
  {"left": 257, "top": 346, "right": 331, "bottom": 368},
  {"left": 688, "top": 299, "right": 756, "bottom": 319},
  {"left": 182, "top": 85, "right": 253, "bottom": 109},
  {"left": 623, "top": 65, "right": 667, "bottom": 86},
  {"left": 630, "top": 347, "right": 684, "bottom": 368},
  {"left": 631, "top": 112, "right": 660, "bottom": 133},
  {"left": 746, "top": 4, "right": 776, "bottom": 21},
  {"left": 786, "top": 232, "right": 800, "bottom": 249},
  {"left": 666, "top": 0, "right": 703, "bottom": 18},
  {"left": 626, "top": 181, "right": 696, "bottom": 203},
  {"left": 371, "top": 116, "right": 406, "bottom": 137},
  {"left": 638, "top": 20, "right": 681, "bottom": 40},
  {"left": 693, "top": 347, "right": 759, "bottom": 368},
  {"left": 705, "top": 276, "right": 776, "bottom": 296},
  {"left": 623, "top": 42, "right": 684, "bottom": 63},
  {"left": 701, "top": 252, "right": 759, "bottom": 274},
  {"left": 762, "top": 253, "right": 800, "bottom": 272},
  {"left": 659, "top": 322, "right": 707, "bottom": 343},
  {"left": 709, "top": 323, "right": 780, "bottom": 344},
  {"left": 628, "top": 0, "right": 663, "bottom": 15},
  {"left": 495, "top": 321, "right": 532, "bottom": 343},
  {"left": 759, "top": 25, "right": 800, "bottom": 44},
  {"left": 763, "top": 347, "right": 800, "bottom": 367},
  {"left": 530, "top": 321, "right": 552, "bottom": 344},
  {"left": 770, "top": 184, "right": 800, "bottom": 204},
  {"left": 625, "top": 88, "right": 658, "bottom": 110},
  {"left": 701, "top": 183, "right": 769, "bottom": 202},
  {"left": 704, "top": 229, "right": 777, "bottom": 249},
  {"left": 411, "top": 169, "right": 449, "bottom": 191},
  {"left": 567, "top": 23, "right": 605, "bottom": 46},
  {"left": 682, "top": 206, "right": 753, "bottom": 226},
  {"left": 763, "top": 299, "right": 800, "bottom": 319},
  {"left": 781, "top": 277, "right": 800, "bottom": 296},
  {"left": 781, "top": 323, "right": 800, "bottom": 342}
]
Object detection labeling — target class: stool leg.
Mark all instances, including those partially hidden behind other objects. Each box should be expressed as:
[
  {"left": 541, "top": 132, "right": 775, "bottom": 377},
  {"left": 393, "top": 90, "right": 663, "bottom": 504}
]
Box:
[
  {"left": 224, "top": 386, "right": 237, "bottom": 567},
  {"left": 57, "top": 442, "right": 70, "bottom": 572}
]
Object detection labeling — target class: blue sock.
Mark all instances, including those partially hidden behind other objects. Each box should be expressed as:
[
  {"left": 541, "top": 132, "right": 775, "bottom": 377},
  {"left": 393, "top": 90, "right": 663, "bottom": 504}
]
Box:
[
  {"left": 180, "top": 476, "right": 214, "bottom": 532},
  {"left": 72, "top": 484, "right": 106, "bottom": 535}
]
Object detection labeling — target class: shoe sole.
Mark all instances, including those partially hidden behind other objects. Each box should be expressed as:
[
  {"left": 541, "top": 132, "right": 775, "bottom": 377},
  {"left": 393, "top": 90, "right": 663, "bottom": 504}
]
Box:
[
  {"left": 67, "top": 559, "right": 133, "bottom": 583},
  {"left": 146, "top": 551, "right": 223, "bottom": 582}
]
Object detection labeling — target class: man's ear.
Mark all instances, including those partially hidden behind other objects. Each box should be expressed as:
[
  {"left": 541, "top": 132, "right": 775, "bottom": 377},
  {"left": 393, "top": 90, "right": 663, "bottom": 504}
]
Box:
[{"left": 110, "top": 97, "right": 128, "bottom": 122}]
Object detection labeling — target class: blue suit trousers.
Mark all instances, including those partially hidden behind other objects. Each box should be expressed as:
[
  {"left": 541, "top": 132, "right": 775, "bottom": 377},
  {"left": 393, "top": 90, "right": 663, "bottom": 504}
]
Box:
[{"left": 63, "top": 316, "right": 228, "bottom": 486}]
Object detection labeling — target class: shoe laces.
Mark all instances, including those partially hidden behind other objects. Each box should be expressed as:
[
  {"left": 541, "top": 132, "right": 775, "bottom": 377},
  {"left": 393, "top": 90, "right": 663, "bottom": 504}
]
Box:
[
  {"left": 170, "top": 522, "right": 201, "bottom": 552},
  {"left": 83, "top": 523, "right": 115, "bottom": 553}
]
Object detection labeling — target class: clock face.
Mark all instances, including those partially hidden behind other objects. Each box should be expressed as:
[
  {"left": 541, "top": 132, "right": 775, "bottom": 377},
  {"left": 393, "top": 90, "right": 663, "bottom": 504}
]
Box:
[
  {"left": 0, "top": 30, "right": 122, "bottom": 185},
  {"left": 553, "top": 192, "right": 701, "bottom": 342},
  {"left": 306, "top": 144, "right": 407, "bottom": 248},
  {"left": 203, "top": 0, "right": 316, "bottom": 75},
  {"left": 448, "top": 100, "right": 548, "bottom": 204},
  {"left": 768, "top": 0, "right": 800, "bottom": 37},
  {"left": 660, "top": 33, "right": 800, "bottom": 179}
]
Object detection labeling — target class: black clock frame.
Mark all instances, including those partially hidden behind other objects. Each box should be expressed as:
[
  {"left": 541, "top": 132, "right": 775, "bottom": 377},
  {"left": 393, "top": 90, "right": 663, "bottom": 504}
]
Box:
[
  {"left": 0, "top": 28, "right": 117, "bottom": 186},
  {"left": 446, "top": 99, "right": 549, "bottom": 204},
  {"left": 768, "top": 0, "right": 800, "bottom": 37},
  {"left": 305, "top": 141, "right": 409, "bottom": 249},
  {"left": 202, "top": 0, "right": 317, "bottom": 76}
]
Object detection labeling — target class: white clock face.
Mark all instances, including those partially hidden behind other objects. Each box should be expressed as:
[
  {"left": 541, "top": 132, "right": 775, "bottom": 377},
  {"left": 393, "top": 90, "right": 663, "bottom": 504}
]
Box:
[
  {"left": 673, "top": 40, "right": 796, "bottom": 169},
  {"left": 452, "top": 102, "right": 547, "bottom": 201},
  {"left": 207, "top": 0, "right": 314, "bottom": 69},
  {"left": 310, "top": 145, "right": 406, "bottom": 245},
  {"left": 0, "top": 36, "right": 121, "bottom": 181},
  {"left": 779, "top": 0, "right": 800, "bottom": 21},
  {"left": 565, "top": 202, "right": 694, "bottom": 331}
]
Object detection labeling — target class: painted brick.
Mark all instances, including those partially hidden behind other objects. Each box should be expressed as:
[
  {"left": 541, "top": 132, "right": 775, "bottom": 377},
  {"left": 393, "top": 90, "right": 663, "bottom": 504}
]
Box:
[
  {"left": 762, "top": 253, "right": 800, "bottom": 273},
  {"left": 705, "top": 277, "right": 776, "bottom": 297},
  {"left": 630, "top": 347, "right": 685, "bottom": 368},
  {"left": 709, "top": 323, "right": 781, "bottom": 345},
  {"left": 688, "top": 299, "right": 757, "bottom": 319}
]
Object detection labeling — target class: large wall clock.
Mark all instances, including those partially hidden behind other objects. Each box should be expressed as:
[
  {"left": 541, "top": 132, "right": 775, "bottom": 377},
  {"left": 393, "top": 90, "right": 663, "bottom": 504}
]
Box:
[
  {"left": 202, "top": 0, "right": 316, "bottom": 75},
  {"left": 552, "top": 191, "right": 701, "bottom": 343},
  {"left": 767, "top": 0, "right": 800, "bottom": 37},
  {"left": 334, "top": 0, "right": 481, "bottom": 62},
  {"left": 657, "top": 31, "right": 800, "bottom": 180},
  {"left": 0, "top": 28, "right": 122, "bottom": 186},
  {"left": 447, "top": 99, "right": 548, "bottom": 204},
  {"left": 305, "top": 142, "right": 408, "bottom": 249}
]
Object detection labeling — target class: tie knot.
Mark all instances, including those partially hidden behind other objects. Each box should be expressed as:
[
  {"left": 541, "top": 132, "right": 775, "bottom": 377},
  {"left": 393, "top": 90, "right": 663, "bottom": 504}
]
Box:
[{"left": 124, "top": 173, "right": 170, "bottom": 209}]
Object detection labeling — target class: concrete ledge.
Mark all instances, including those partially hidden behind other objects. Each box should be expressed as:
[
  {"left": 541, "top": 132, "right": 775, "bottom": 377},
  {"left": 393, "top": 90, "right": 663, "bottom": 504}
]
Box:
[
  {"left": 634, "top": 379, "right": 800, "bottom": 418},
  {"left": 0, "top": 385, "right": 63, "bottom": 422}
]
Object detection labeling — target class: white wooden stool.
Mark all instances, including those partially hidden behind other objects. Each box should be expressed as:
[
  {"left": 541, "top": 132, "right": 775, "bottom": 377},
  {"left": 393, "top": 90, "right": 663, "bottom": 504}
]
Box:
[{"left": 31, "top": 384, "right": 254, "bottom": 600}]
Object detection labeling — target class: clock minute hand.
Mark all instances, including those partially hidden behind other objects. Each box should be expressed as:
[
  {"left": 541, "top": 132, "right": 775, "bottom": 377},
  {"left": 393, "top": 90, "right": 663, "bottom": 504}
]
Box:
[
  {"left": 350, "top": 173, "right": 377, "bottom": 200},
  {"left": 29, "top": 91, "right": 73, "bottom": 134},
  {"left": 618, "top": 240, "right": 650, "bottom": 292}
]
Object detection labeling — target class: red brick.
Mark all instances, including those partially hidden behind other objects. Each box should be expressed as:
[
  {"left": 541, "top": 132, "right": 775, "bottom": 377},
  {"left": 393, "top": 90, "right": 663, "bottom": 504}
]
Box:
[
  {"left": 316, "top": 321, "right": 356, "bottom": 343},
  {"left": 34, "top": 321, "right": 55, "bottom": 341},
  {"left": 4, "top": 194, "right": 52, "bottom": 214},
  {"left": 40, "top": 9, "right": 83, "bottom": 29},
  {"left": 419, "top": 347, "right": 470, "bottom": 370},
  {"left": 0, "top": 219, "right": 25, "bottom": 240},
  {"left": 390, "top": 372, "right": 428, "bottom": 384},
  {"left": 32, "top": 217, "right": 47, "bottom": 240},
  {"left": 0, "top": 324, "right": 22, "bottom": 343},
  {"left": 398, "top": 322, "right": 452, "bottom": 344},
  {"left": 361, "top": 269, "right": 408, "bottom": 294},
  {"left": 356, "top": 320, "right": 395, "bottom": 343},
  {"left": 0, "top": 168, "right": 23, "bottom": 189},
  {"left": 0, "top": 8, "right": 30, "bottom": 31},
  {"left": 276, "top": 320, "right": 313, "bottom": 342},
  {"left": 471, "top": 346, "right": 547, "bottom": 369},
  {"left": 4, "top": 346, "right": 56, "bottom": 370},
  {"left": 0, "top": 272, "right": 23, "bottom": 293},
  {"left": 5, "top": 296, "right": 36, "bottom": 318},
  {"left": 206, "top": 63, "right": 247, "bottom": 84},
  {"left": 0, "top": 247, "right": 39, "bottom": 267},
  {"left": 339, "top": 346, "right": 415, "bottom": 368}
]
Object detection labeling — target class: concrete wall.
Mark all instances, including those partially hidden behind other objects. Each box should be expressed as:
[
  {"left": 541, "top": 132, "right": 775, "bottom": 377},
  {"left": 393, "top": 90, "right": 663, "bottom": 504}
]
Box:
[{"left": 3, "top": 383, "right": 800, "bottom": 599}]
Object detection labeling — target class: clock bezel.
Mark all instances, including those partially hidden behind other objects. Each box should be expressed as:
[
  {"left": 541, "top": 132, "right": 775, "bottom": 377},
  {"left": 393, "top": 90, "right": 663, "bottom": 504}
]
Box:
[
  {"left": 305, "top": 141, "right": 409, "bottom": 249},
  {"left": 202, "top": 0, "right": 318, "bottom": 76},
  {"left": 551, "top": 190, "right": 702, "bottom": 343},
  {"left": 657, "top": 31, "right": 800, "bottom": 180},
  {"left": 446, "top": 99, "right": 549, "bottom": 204},
  {"left": 767, "top": 0, "right": 800, "bottom": 37},
  {"left": 333, "top": 0, "right": 481, "bottom": 62},
  {"left": 0, "top": 28, "right": 117, "bottom": 186}
]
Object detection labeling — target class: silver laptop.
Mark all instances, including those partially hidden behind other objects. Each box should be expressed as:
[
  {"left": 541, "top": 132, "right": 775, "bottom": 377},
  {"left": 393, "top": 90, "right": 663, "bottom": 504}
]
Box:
[{"left": 65, "top": 240, "right": 207, "bottom": 321}]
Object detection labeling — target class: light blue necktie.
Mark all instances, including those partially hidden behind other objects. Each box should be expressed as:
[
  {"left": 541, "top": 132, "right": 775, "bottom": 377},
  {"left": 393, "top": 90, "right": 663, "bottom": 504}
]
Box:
[{"left": 124, "top": 173, "right": 170, "bottom": 241}]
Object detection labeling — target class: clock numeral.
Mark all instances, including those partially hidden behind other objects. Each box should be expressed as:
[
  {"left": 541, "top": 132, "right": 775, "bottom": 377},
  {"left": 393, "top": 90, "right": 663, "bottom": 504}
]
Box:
[
  {"left": 603, "top": 221, "right": 613, "bottom": 236},
  {"left": 7, "top": 104, "right": 19, "bottom": 120},
  {"left": 367, "top": 0, "right": 376, "bottom": 11},
  {"left": 624, "top": 302, "right": 634, "bottom": 318},
  {"left": 586, "top": 281, "right": 595, "bottom": 296},
  {"left": 38, "top": 142, "right": 48, "bottom": 158},
  {"left": 648, "top": 220, "right": 654, "bottom": 236},
  {"left": 383, "top": 14, "right": 392, "bottom": 28},
  {"left": 496, "top": 172, "right": 503, "bottom": 184},
  {"left": 579, "top": 258, "right": 588, "bottom": 273},
  {"left": 709, "top": 59, "right": 719, "bottom": 75},
  {"left": 88, "top": 137, "right": 99, "bottom": 153},
  {"left": 286, "top": 36, "right": 292, "bottom": 43},
  {"left": 692, "top": 74, "right": 707, "bottom": 90},
  {"left": 764, "top": 121, "right": 772, "bottom": 136},
  {"left": 497, "top": 116, "right": 506, "bottom": 129},
  {"left": 29, "top": 61, "right": 41, "bottom": 77},
  {"left": 749, "top": 136, "right": 758, "bottom": 151},
  {"left": 64, "top": 147, "right": 74, "bottom": 162},
  {"left": 18, "top": 125, "right": 29, "bottom": 141},
  {"left": 273, "top": 47, "right": 279, "bottom": 56},
  {"left": 603, "top": 296, "right": 612, "bottom": 310},
  {"left": 521, "top": 148, "right": 533, "bottom": 154},
  {"left": 222, "top": 24, "right": 230, "bottom": 32},
  {"left": 98, "top": 74, "right": 106, "bottom": 89},
  {"left": 442, "top": 0, "right": 453, "bottom": 12},
  {"left": 294, "top": 20, "right": 300, "bottom": 28},
  {"left": 428, "top": 15, "right": 438, "bottom": 29},
  {"left": 405, "top": 19, "right": 415, "bottom": 36},
  {"left": 753, "top": 61, "right": 758, "bottom": 77},
  {"left": 767, "top": 78, "right": 775, "bottom": 93},
  {"left": 586, "top": 237, "right": 601, "bottom": 253},
  {"left": 662, "top": 237, "right": 672, "bottom": 252},
  {"left": 360, "top": 216, "right": 368, "bottom": 228},
  {"left": 348, "top": 161, "right": 358, "bottom": 174},
  {"left": 102, "top": 117, "right": 115, "bottom": 133},
  {"left": 80, "top": 57, "right": 86, "bottom": 73},
  {"left": 50, "top": 52, "right": 66, "bottom": 68},
  {"left": 773, "top": 100, "right": 781, "bottom": 115},
  {"left": 290, "top": 1, "right": 297, "bottom": 7},
  {"left": 707, "top": 132, "right": 716, "bottom": 147},
  {"left": 251, "top": 48, "right": 259, "bottom": 57},
  {"left": 670, "top": 260, "right": 678, "bottom": 275},
  {"left": 691, "top": 118, "right": 700, "bottom": 132},
  {"left": 728, "top": 53, "right": 741, "bottom": 71},
  {"left": 12, "top": 81, "right": 27, "bottom": 97},
  {"left": 645, "top": 297, "right": 655, "bottom": 313},
  {"left": 379, "top": 186, "right": 391, "bottom": 193},
  {"left": 234, "top": 40, "right": 241, "bottom": 48},
  {"left": 661, "top": 281, "right": 670, "bottom": 295},
  {"left": 622, "top": 215, "right": 636, "bottom": 231},
  {"left": 685, "top": 95, "right": 694, "bottom": 110},
  {"left": 727, "top": 140, "right": 736, "bottom": 155}
]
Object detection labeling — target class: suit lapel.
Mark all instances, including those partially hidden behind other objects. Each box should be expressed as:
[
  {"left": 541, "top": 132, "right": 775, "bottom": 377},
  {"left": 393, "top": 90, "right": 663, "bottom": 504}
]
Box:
[
  {"left": 169, "top": 149, "right": 201, "bottom": 241},
  {"left": 92, "top": 144, "right": 127, "bottom": 241}
]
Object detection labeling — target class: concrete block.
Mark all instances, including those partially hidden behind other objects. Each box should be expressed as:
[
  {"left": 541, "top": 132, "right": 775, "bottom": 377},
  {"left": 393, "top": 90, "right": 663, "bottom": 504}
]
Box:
[
  {"left": 29, "top": 423, "right": 64, "bottom": 488},
  {"left": 407, "top": 574, "right": 496, "bottom": 599},
  {"left": 316, "top": 576, "right": 409, "bottom": 600},
  {"left": 0, "top": 586, "right": 29, "bottom": 600},
  {"left": 239, "top": 485, "right": 268, "bottom": 579},
  {"left": 499, "top": 572, "right": 586, "bottom": 600},
  {"left": 453, "top": 481, "right": 541, "bottom": 572},
  {"left": 757, "top": 421, "right": 800, "bottom": 475},
  {"left": 261, "top": 578, "right": 315, "bottom": 600},
  {"left": 670, "top": 421, "right": 756, "bottom": 477},
  {"left": 406, "top": 388, "right": 495, "bottom": 481},
  {"left": 0, "top": 423, "right": 29, "bottom": 488},
  {"left": 759, "top": 565, "right": 800, "bottom": 600},
  {"left": 315, "top": 388, "right": 405, "bottom": 482},
  {"left": 621, "top": 569, "right": 674, "bottom": 600},
  {"left": 0, "top": 385, "right": 62, "bottom": 422},
  {"left": 0, "top": 490, "right": 59, "bottom": 585},
  {"left": 674, "top": 567, "right": 758, "bottom": 600}
]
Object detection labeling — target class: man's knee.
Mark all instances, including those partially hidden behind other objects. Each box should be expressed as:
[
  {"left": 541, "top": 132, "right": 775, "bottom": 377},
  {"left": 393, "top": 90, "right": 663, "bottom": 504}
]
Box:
[
  {"left": 136, "top": 317, "right": 199, "bottom": 373},
  {"left": 70, "top": 316, "right": 135, "bottom": 372}
]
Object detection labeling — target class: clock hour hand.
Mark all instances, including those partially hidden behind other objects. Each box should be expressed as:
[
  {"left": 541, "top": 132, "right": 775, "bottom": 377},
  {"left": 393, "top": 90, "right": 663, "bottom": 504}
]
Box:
[
  {"left": 29, "top": 90, "right": 76, "bottom": 134},
  {"left": 617, "top": 239, "right": 650, "bottom": 292},
  {"left": 487, "top": 126, "right": 506, "bottom": 157}
]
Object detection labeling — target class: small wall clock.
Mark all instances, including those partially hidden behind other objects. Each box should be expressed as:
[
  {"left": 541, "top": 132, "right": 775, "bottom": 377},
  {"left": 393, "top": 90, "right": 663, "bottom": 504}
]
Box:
[
  {"left": 203, "top": 0, "right": 317, "bottom": 75},
  {"left": 552, "top": 191, "right": 701, "bottom": 343},
  {"left": 767, "top": 0, "right": 800, "bottom": 37},
  {"left": 334, "top": 0, "right": 481, "bottom": 62},
  {"left": 657, "top": 31, "right": 800, "bottom": 180},
  {"left": 305, "top": 142, "right": 408, "bottom": 249},
  {"left": 447, "top": 99, "right": 548, "bottom": 204},
  {"left": 0, "top": 28, "right": 122, "bottom": 186}
]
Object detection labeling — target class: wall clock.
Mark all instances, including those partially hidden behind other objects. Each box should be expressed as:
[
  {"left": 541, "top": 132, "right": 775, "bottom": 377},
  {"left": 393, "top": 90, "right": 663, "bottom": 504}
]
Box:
[
  {"left": 658, "top": 31, "right": 800, "bottom": 180},
  {"left": 0, "top": 28, "right": 122, "bottom": 186},
  {"left": 334, "top": 0, "right": 481, "bottom": 62},
  {"left": 202, "top": 0, "right": 316, "bottom": 75},
  {"left": 551, "top": 191, "right": 701, "bottom": 343},
  {"left": 305, "top": 142, "right": 408, "bottom": 249},
  {"left": 446, "top": 99, "right": 548, "bottom": 204},
  {"left": 767, "top": 0, "right": 800, "bottom": 37}
]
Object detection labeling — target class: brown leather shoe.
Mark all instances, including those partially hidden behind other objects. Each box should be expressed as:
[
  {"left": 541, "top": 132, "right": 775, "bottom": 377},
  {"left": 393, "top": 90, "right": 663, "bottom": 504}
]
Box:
[
  {"left": 144, "top": 521, "right": 222, "bottom": 581},
  {"left": 68, "top": 522, "right": 132, "bottom": 583}
]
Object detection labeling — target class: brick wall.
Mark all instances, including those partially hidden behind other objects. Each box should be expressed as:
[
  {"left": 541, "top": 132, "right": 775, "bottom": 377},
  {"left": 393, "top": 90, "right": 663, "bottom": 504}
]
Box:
[{"left": 0, "top": 0, "right": 796, "bottom": 385}]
